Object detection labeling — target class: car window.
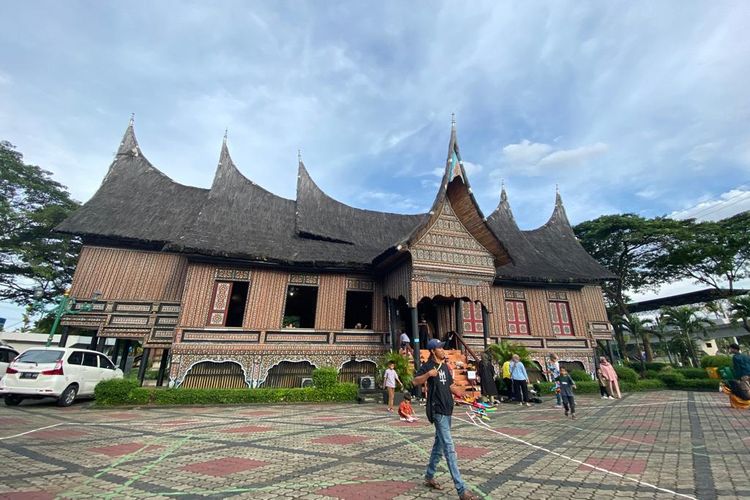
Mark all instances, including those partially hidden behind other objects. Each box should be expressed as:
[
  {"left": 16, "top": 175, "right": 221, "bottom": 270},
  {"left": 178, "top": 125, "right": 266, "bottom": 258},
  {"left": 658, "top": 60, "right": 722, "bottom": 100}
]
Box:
[
  {"left": 0, "top": 350, "right": 7, "bottom": 363},
  {"left": 98, "top": 355, "right": 115, "bottom": 370},
  {"left": 82, "top": 352, "right": 98, "bottom": 367},
  {"left": 16, "top": 350, "right": 64, "bottom": 363},
  {"left": 68, "top": 351, "right": 84, "bottom": 365}
]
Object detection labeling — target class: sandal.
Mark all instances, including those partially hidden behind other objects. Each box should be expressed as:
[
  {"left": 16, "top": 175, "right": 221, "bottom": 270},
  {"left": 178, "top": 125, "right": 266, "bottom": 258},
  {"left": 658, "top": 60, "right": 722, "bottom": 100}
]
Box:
[{"left": 424, "top": 478, "right": 444, "bottom": 490}]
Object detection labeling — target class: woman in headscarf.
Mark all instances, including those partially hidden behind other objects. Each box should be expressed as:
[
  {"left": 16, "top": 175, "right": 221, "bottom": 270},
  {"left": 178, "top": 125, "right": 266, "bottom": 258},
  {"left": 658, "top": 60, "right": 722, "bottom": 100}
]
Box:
[{"left": 599, "top": 356, "right": 621, "bottom": 399}]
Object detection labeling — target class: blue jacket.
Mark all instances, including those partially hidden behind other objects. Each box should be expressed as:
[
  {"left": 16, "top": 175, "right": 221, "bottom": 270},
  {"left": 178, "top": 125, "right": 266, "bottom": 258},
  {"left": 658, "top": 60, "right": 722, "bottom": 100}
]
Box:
[{"left": 510, "top": 361, "right": 528, "bottom": 381}]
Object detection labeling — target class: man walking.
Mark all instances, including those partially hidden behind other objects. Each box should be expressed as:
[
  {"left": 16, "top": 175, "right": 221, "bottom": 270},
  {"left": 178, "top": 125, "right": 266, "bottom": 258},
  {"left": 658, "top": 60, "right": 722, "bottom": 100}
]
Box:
[
  {"left": 413, "top": 339, "right": 477, "bottom": 500},
  {"left": 729, "top": 343, "right": 750, "bottom": 379}
]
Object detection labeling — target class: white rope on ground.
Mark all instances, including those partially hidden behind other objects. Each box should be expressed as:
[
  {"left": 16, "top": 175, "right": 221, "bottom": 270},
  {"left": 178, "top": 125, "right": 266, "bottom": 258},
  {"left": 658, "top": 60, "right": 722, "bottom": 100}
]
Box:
[
  {"left": 454, "top": 415, "right": 697, "bottom": 500},
  {"left": 0, "top": 422, "right": 64, "bottom": 440}
]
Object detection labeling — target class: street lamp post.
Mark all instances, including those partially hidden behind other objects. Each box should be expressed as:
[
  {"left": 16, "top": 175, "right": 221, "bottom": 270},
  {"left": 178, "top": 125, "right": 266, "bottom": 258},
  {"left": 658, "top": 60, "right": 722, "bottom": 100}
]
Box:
[{"left": 33, "top": 288, "right": 100, "bottom": 347}]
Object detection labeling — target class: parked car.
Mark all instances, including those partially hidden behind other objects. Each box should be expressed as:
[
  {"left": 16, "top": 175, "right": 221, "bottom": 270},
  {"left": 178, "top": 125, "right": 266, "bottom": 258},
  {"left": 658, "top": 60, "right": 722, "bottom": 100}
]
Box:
[
  {"left": 0, "top": 347, "right": 123, "bottom": 407},
  {"left": 0, "top": 345, "right": 20, "bottom": 379}
]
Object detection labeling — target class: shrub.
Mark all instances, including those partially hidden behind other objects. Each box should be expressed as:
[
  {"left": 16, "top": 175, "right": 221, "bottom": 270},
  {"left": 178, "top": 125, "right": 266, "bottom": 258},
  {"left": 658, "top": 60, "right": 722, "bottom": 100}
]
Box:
[
  {"left": 614, "top": 366, "right": 639, "bottom": 383},
  {"left": 377, "top": 352, "right": 413, "bottom": 389},
  {"left": 700, "top": 355, "right": 733, "bottom": 369},
  {"left": 643, "top": 362, "right": 669, "bottom": 371},
  {"left": 94, "top": 378, "right": 139, "bottom": 406},
  {"left": 673, "top": 368, "right": 708, "bottom": 379},
  {"left": 642, "top": 370, "right": 663, "bottom": 380},
  {"left": 312, "top": 367, "right": 338, "bottom": 389},
  {"left": 568, "top": 370, "right": 592, "bottom": 382},
  {"left": 620, "top": 379, "right": 666, "bottom": 391},
  {"left": 670, "top": 378, "right": 720, "bottom": 391},
  {"left": 655, "top": 372, "right": 684, "bottom": 386},
  {"left": 95, "top": 383, "right": 359, "bottom": 406}
]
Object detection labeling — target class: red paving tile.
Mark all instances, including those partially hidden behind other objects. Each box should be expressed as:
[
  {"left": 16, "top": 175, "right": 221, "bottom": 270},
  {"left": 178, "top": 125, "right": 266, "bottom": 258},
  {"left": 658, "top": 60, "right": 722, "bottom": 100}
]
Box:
[
  {"left": 312, "top": 435, "right": 369, "bottom": 445},
  {"left": 494, "top": 427, "right": 532, "bottom": 436},
  {"left": 224, "top": 425, "right": 274, "bottom": 433},
  {"left": 183, "top": 457, "right": 267, "bottom": 477},
  {"left": 0, "top": 417, "right": 25, "bottom": 426},
  {"left": 605, "top": 434, "right": 657, "bottom": 446},
  {"left": 316, "top": 480, "right": 418, "bottom": 500},
  {"left": 240, "top": 410, "right": 277, "bottom": 417},
  {"left": 0, "top": 492, "right": 57, "bottom": 500},
  {"left": 28, "top": 429, "right": 89, "bottom": 440},
  {"left": 455, "top": 445, "right": 492, "bottom": 460},
  {"left": 579, "top": 458, "right": 647, "bottom": 475},
  {"left": 88, "top": 442, "right": 164, "bottom": 457}
]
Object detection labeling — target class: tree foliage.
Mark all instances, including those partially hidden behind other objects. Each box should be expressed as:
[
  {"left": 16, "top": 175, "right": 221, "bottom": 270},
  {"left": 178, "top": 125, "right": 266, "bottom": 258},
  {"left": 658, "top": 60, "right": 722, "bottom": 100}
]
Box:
[
  {"left": 486, "top": 340, "right": 532, "bottom": 367},
  {"left": 612, "top": 314, "right": 654, "bottom": 361},
  {"left": 661, "top": 306, "right": 712, "bottom": 367},
  {"left": 656, "top": 212, "right": 750, "bottom": 294},
  {"left": 729, "top": 294, "right": 750, "bottom": 333},
  {"left": 0, "top": 141, "right": 80, "bottom": 308}
]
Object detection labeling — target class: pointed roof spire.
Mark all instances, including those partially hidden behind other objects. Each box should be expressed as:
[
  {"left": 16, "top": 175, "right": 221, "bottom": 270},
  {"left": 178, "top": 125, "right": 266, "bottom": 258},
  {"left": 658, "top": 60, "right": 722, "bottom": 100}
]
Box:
[
  {"left": 117, "top": 114, "right": 141, "bottom": 157},
  {"left": 555, "top": 184, "right": 563, "bottom": 207},
  {"left": 298, "top": 149, "right": 303, "bottom": 164},
  {"left": 223, "top": 128, "right": 228, "bottom": 145},
  {"left": 451, "top": 112, "right": 456, "bottom": 130},
  {"left": 500, "top": 180, "right": 508, "bottom": 204}
]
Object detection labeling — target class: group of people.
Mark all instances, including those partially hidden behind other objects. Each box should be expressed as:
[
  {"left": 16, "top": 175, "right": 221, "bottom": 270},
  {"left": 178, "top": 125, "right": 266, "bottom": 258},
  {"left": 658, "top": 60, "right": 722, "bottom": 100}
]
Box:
[{"left": 723, "top": 343, "right": 750, "bottom": 409}]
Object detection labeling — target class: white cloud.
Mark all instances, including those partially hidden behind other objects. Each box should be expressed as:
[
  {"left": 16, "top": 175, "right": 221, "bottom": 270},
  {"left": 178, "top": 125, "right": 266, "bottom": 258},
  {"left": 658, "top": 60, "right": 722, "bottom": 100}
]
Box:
[
  {"left": 499, "top": 140, "right": 608, "bottom": 174},
  {"left": 669, "top": 188, "right": 750, "bottom": 221},
  {"left": 538, "top": 142, "right": 609, "bottom": 166},
  {"left": 357, "top": 191, "right": 422, "bottom": 212}
]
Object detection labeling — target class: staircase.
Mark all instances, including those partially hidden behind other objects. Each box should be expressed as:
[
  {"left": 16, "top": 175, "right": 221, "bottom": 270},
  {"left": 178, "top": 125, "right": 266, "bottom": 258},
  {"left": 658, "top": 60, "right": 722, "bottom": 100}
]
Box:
[{"left": 420, "top": 349, "right": 480, "bottom": 401}]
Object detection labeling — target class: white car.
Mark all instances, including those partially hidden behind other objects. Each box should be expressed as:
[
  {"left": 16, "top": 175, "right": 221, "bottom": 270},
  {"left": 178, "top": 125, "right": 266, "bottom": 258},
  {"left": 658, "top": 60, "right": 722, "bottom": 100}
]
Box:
[
  {"left": 0, "top": 346, "right": 20, "bottom": 379},
  {"left": 0, "top": 347, "right": 123, "bottom": 407}
]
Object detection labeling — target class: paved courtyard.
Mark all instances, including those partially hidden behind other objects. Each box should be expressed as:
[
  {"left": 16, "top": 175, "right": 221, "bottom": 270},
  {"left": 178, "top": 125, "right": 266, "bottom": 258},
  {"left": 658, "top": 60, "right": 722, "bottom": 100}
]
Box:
[{"left": 0, "top": 391, "right": 747, "bottom": 499}]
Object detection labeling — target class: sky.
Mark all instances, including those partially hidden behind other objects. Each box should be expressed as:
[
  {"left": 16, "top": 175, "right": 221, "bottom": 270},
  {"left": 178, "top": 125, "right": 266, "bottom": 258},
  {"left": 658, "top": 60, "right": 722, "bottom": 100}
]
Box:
[{"left": 1, "top": 2, "right": 750, "bottom": 329}]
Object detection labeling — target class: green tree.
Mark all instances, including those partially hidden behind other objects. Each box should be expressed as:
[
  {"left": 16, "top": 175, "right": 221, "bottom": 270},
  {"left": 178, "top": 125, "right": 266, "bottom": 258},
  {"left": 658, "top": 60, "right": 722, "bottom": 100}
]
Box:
[
  {"left": 728, "top": 294, "right": 750, "bottom": 333},
  {"left": 486, "top": 340, "right": 532, "bottom": 367},
  {"left": 574, "top": 214, "right": 685, "bottom": 355},
  {"left": 657, "top": 213, "right": 750, "bottom": 295},
  {"left": 0, "top": 141, "right": 80, "bottom": 310},
  {"left": 612, "top": 314, "right": 654, "bottom": 361},
  {"left": 661, "top": 306, "right": 712, "bottom": 367}
]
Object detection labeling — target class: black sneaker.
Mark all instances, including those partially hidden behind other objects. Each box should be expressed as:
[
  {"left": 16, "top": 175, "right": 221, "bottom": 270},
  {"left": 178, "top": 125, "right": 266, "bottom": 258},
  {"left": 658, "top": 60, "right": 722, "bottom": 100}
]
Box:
[{"left": 564, "top": 410, "right": 569, "bottom": 416}]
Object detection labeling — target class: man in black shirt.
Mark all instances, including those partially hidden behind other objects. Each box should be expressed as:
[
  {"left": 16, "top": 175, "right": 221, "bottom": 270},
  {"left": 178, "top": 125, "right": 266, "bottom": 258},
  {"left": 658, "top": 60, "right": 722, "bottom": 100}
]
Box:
[{"left": 413, "top": 339, "right": 477, "bottom": 500}]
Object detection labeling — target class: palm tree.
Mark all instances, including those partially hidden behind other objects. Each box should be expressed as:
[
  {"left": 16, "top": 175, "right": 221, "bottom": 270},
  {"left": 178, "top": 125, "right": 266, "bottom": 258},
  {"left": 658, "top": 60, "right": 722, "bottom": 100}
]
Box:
[
  {"left": 661, "top": 306, "right": 712, "bottom": 367},
  {"left": 612, "top": 314, "right": 654, "bottom": 361},
  {"left": 651, "top": 315, "right": 673, "bottom": 364},
  {"left": 728, "top": 295, "right": 750, "bottom": 333}
]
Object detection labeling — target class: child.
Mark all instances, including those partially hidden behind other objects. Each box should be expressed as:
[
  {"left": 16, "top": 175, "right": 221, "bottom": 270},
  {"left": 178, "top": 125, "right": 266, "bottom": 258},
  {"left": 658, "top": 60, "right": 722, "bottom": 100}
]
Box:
[
  {"left": 597, "top": 367, "right": 612, "bottom": 399},
  {"left": 383, "top": 361, "right": 402, "bottom": 413},
  {"left": 556, "top": 367, "right": 577, "bottom": 419},
  {"left": 398, "top": 392, "right": 419, "bottom": 422}
]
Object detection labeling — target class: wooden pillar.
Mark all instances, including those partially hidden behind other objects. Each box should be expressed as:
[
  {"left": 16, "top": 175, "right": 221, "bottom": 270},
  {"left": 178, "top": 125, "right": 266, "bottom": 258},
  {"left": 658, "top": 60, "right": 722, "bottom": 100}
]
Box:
[
  {"left": 58, "top": 326, "right": 70, "bottom": 347},
  {"left": 410, "top": 307, "right": 420, "bottom": 370},
  {"left": 88, "top": 334, "right": 98, "bottom": 350},
  {"left": 111, "top": 339, "right": 122, "bottom": 364},
  {"left": 455, "top": 300, "right": 463, "bottom": 352},
  {"left": 118, "top": 340, "right": 130, "bottom": 372},
  {"left": 96, "top": 336, "right": 106, "bottom": 353},
  {"left": 137, "top": 348, "right": 151, "bottom": 386},
  {"left": 157, "top": 348, "right": 170, "bottom": 387},
  {"left": 481, "top": 305, "right": 490, "bottom": 350},
  {"left": 387, "top": 297, "right": 397, "bottom": 352}
]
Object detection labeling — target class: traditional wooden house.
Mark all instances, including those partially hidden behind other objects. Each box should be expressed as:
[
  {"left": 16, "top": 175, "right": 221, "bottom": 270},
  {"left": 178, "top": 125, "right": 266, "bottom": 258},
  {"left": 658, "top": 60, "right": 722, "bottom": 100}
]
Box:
[{"left": 56, "top": 119, "right": 615, "bottom": 389}]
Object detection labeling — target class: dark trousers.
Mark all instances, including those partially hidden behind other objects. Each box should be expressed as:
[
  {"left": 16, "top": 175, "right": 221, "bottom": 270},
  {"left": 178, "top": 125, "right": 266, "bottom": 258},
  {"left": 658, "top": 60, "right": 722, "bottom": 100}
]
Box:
[
  {"left": 561, "top": 394, "right": 575, "bottom": 414},
  {"left": 599, "top": 384, "right": 611, "bottom": 397},
  {"left": 503, "top": 377, "right": 513, "bottom": 398},
  {"left": 512, "top": 380, "right": 529, "bottom": 403}
]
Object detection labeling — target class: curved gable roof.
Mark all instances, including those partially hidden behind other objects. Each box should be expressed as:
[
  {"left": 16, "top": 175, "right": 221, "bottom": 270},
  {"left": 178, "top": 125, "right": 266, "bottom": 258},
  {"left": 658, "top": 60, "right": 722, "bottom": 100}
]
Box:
[
  {"left": 56, "top": 122, "right": 207, "bottom": 245},
  {"left": 295, "top": 161, "right": 427, "bottom": 248}
]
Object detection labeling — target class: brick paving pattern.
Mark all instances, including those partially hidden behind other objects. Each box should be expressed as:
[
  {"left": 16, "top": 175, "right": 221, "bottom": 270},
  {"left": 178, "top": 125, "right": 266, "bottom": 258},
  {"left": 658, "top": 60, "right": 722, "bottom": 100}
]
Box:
[{"left": 0, "top": 391, "right": 748, "bottom": 499}]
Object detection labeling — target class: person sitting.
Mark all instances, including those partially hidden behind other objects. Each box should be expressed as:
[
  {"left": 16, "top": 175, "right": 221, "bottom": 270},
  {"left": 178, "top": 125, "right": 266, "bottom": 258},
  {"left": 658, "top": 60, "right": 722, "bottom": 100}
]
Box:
[{"left": 398, "top": 392, "right": 419, "bottom": 422}]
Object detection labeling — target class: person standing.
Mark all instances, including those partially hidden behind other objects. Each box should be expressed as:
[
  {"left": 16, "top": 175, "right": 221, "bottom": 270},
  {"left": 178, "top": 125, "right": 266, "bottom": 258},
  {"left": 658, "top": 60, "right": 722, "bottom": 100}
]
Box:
[
  {"left": 597, "top": 367, "right": 613, "bottom": 399},
  {"left": 729, "top": 343, "right": 750, "bottom": 379},
  {"left": 383, "top": 360, "right": 402, "bottom": 413},
  {"left": 556, "top": 367, "right": 577, "bottom": 419},
  {"left": 510, "top": 354, "right": 531, "bottom": 406},
  {"left": 599, "top": 356, "right": 621, "bottom": 399},
  {"left": 413, "top": 339, "right": 477, "bottom": 500},
  {"left": 501, "top": 359, "right": 512, "bottom": 399},
  {"left": 547, "top": 353, "right": 562, "bottom": 408},
  {"left": 478, "top": 353, "right": 499, "bottom": 403}
]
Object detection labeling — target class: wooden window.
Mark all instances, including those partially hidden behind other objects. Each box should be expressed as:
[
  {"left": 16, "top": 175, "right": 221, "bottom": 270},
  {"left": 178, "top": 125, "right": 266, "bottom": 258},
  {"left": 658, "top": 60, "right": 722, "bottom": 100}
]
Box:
[
  {"left": 283, "top": 285, "right": 318, "bottom": 328},
  {"left": 549, "top": 301, "right": 574, "bottom": 336},
  {"left": 462, "top": 301, "right": 484, "bottom": 334},
  {"left": 505, "top": 300, "right": 529, "bottom": 335},
  {"left": 207, "top": 281, "right": 249, "bottom": 327},
  {"left": 344, "top": 290, "right": 373, "bottom": 329}
]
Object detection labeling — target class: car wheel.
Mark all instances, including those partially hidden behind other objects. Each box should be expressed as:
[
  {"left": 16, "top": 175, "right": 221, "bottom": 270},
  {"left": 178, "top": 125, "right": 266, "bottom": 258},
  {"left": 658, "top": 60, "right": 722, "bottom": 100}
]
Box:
[
  {"left": 57, "top": 384, "right": 78, "bottom": 407},
  {"left": 4, "top": 395, "right": 23, "bottom": 406}
]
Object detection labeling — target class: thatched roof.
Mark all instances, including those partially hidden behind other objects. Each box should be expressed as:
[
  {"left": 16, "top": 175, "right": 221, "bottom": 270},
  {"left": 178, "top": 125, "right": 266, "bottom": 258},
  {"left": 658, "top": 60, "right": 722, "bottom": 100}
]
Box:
[
  {"left": 56, "top": 121, "right": 208, "bottom": 245},
  {"left": 487, "top": 189, "right": 616, "bottom": 283},
  {"left": 58, "top": 121, "right": 614, "bottom": 282}
]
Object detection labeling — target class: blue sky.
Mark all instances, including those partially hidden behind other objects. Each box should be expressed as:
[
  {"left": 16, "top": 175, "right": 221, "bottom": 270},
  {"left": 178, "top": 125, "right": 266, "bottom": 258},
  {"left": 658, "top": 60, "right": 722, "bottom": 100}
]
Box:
[{"left": 1, "top": 2, "right": 750, "bottom": 329}]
